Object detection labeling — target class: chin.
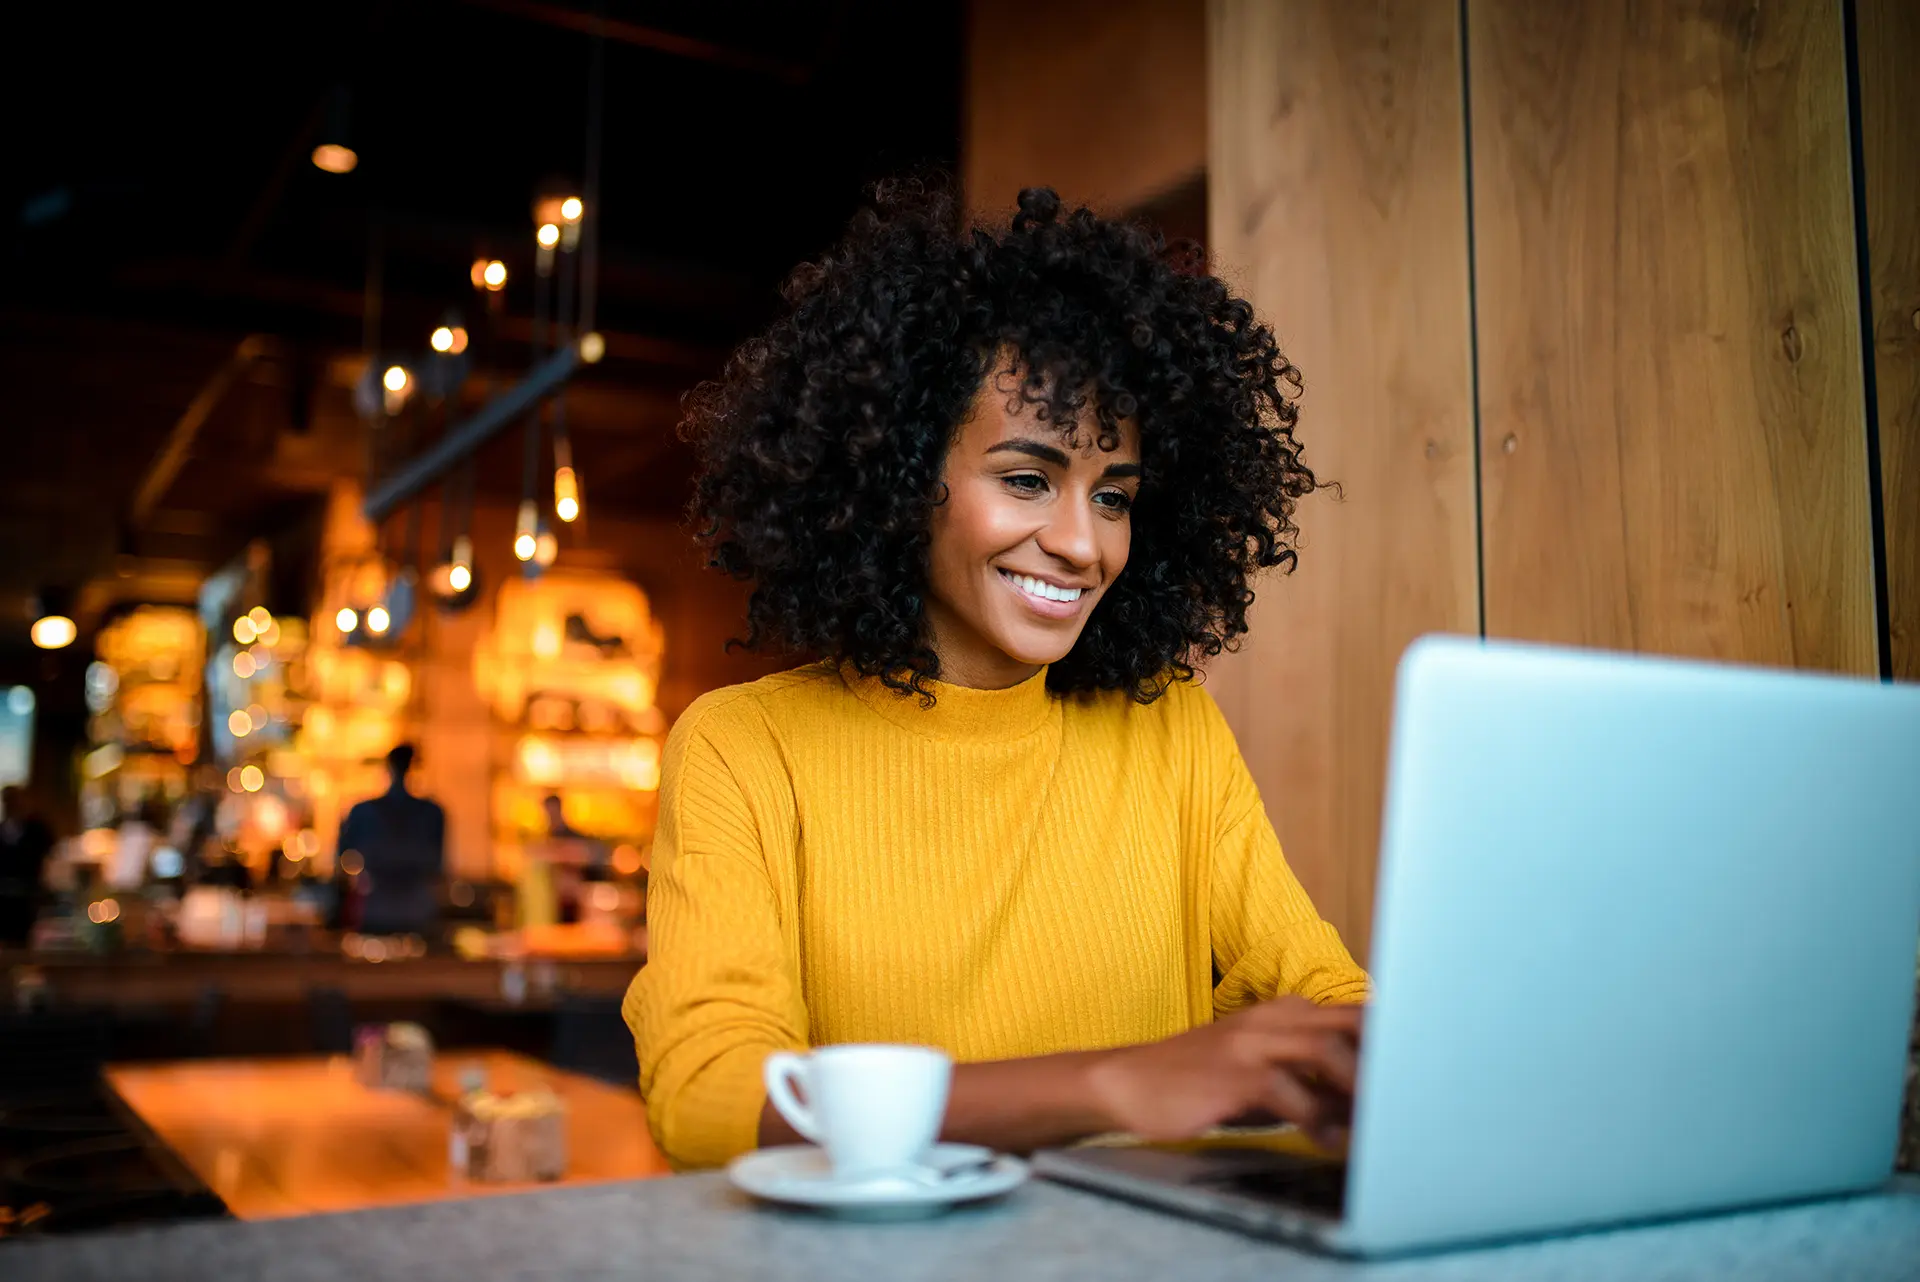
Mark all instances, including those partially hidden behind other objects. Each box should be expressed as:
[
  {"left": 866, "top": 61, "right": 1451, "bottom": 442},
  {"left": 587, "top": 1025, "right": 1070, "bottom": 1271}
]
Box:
[{"left": 992, "top": 624, "right": 1084, "bottom": 669}]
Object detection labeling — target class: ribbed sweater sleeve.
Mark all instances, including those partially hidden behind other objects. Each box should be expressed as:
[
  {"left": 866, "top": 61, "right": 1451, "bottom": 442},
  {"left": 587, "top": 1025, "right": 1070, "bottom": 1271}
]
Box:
[
  {"left": 623, "top": 697, "right": 805, "bottom": 1170},
  {"left": 1187, "top": 684, "right": 1371, "bottom": 1012}
]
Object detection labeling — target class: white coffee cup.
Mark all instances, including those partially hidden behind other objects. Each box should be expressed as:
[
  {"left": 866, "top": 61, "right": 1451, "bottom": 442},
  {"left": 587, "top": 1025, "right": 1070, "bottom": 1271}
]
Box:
[{"left": 762, "top": 1043, "right": 952, "bottom": 1177}]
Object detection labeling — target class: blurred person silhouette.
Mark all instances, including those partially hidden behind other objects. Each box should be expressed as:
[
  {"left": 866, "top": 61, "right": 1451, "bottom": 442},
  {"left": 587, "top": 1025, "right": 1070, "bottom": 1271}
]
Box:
[
  {"left": 107, "top": 796, "right": 166, "bottom": 889},
  {"left": 0, "top": 785, "right": 54, "bottom": 946},
  {"left": 337, "top": 743, "right": 446, "bottom": 937}
]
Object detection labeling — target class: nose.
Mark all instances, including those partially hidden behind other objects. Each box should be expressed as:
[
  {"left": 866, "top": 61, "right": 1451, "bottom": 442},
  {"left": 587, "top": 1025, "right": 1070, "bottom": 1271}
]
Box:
[{"left": 1034, "top": 493, "right": 1098, "bottom": 570}]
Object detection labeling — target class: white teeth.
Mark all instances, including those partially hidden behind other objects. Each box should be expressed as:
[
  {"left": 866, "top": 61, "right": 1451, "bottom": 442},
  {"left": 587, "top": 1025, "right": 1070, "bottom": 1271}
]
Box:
[{"left": 1006, "top": 572, "right": 1082, "bottom": 603}]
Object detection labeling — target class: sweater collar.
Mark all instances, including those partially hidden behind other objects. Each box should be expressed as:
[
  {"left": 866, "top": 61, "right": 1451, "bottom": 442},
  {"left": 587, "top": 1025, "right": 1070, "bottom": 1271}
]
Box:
[{"left": 842, "top": 664, "right": 1057, "bottom": 743}]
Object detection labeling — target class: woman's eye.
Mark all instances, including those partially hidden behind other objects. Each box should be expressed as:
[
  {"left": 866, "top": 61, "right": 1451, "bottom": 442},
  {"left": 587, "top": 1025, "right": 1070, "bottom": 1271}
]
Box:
[
  {"left": 1094, "top": 489, "right": 1134, "bottom": 513},
  {"left": 1003, "top": 473, "right": 1048, "bottom": 494}
]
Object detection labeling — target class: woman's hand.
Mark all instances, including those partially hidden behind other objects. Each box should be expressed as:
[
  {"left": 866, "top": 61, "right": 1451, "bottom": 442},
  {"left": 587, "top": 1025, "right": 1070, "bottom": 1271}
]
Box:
[
  {"left": 1085, "top": 997, "right": 1363, "bottom": 1148},
  {"left": 757, "top": 997, "right": 1364, "bottom": 1157}
]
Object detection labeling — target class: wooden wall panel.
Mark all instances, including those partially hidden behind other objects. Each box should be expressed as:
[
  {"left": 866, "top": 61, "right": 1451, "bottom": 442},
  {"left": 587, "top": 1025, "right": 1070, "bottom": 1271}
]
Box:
[
  {"left": 1857, "top": 0, "right": 1920, "bottom": 681},
  {"left": 1471, "top": 1, "right": 1877, "bottom": 674},
  {"left": 1206, "top": 0, "right": 1480, "bottom": 964},
  {"left": 965, "top": 0, "right": 1206, "bottom": 217}
]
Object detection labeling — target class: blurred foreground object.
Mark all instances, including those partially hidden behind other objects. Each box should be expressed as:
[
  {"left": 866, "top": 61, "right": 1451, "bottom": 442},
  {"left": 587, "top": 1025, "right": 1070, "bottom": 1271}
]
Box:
[
  {"left": 453, "top": 1086, "right": 568, "bottom": 1183},
  {"left": 354, "top": 1021, "right": 433, "bottom": 1092}
]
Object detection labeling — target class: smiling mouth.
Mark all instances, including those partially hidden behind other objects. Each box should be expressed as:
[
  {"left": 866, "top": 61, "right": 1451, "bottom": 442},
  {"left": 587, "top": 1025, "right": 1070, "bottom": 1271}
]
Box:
[{"left": 998, "top": 568, "right": 1089, "bottom": 610}]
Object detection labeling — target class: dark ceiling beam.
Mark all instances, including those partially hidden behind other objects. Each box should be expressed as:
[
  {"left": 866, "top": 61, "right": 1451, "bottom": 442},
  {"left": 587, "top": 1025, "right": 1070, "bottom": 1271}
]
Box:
[
  {"left": 129, "top": 335, "right": 281, "bottom": 529},
  {"left": 455, "top": 0, "right": 817, "bottom": 84},
  {"left": 363, "top": 343, "right": 581, "bottom": 521},
  {"left": 113, "top": 261, "right": 727, "bottom": 372},
  {"left": 223, "top": 96, "right": 326, "bottom": 273}
]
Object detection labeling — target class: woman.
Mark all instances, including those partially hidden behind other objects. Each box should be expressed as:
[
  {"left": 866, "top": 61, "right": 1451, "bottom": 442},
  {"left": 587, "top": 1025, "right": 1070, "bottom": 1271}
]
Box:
[{"left": 626, "top": 182, "right": 1368, "bottom": 1171}]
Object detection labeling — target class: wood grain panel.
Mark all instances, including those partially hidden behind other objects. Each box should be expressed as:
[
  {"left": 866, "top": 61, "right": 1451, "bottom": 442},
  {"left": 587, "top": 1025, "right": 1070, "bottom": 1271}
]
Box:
[
  {"left": 106, "top": 1051, "right": 670, "bottom": 1220},
  {"left": 1471, "top": 0, "right": 1876, "bottom": 674},
  {"left": 1206, "top": 0, "right": 1480, "bottom": 964},
  {"left": 965, "top": 0, "right": 1206, "bottom": 217},
  {"left": 1856, "top": 0, "right": 1920, "bottom": 681}
]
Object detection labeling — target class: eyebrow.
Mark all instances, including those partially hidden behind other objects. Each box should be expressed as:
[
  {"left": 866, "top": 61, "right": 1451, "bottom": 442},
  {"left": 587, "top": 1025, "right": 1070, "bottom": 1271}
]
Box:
[{"left": 985, "top": 438, "right": 1143, "bottom": 479}]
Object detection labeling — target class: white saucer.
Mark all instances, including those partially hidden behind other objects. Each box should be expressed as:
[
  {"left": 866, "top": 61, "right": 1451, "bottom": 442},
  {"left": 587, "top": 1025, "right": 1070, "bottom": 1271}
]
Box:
[{"left": 727, "top": 1143, "right": 1029, "bottom": 1219}]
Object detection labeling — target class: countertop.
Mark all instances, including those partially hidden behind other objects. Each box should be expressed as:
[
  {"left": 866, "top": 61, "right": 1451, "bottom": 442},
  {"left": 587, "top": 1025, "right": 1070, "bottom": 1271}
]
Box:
[{"left": 9, "top": 1168, "right": 1920, "bottom": 1281}]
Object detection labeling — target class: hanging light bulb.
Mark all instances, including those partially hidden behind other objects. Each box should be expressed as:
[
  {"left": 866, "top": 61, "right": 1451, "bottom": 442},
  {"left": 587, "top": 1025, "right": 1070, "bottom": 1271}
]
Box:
[
  {"left": 335, "top": 607, "right": 358, "bottom": 633},
  {"left": 29, "top": 588, "right": 75, "bottom": 650},
  {"left": 473, "top": 259, "right": 507, "bottom": 292},
  {"left": 533, "top": 524, "right": 559, "bottom": 568},
  {"left": 536, "top": 222, "right": 560, "bottom": 249},
  {"left": 554, "top": 466, "right": 580, "bottom": 523},
  {"left": 449, "top": 535, "right": 474, "bottom": 593},
  {"left": 312, "top": 144, "right": 357, "bottom": 174},
  {"left": 559, "top": 196, "right": 584, "bottom": 223},
  {"left": 366, "top": 605, "right": 391, "bottom": 635},
  {"left": 31, "top": 615, "right": 75, "bottom": 650},
  {"left": 513, "top": 499, "right": 538, "bottom": 562},
  {"left": 431, "top": 326, "right": 454, "bottom": 353},
  {"left": 312, "top": 85, "right": 356, "bottom": 174},
  {"left": 578, "top": 332, "right": 606, "bottom": 364}
]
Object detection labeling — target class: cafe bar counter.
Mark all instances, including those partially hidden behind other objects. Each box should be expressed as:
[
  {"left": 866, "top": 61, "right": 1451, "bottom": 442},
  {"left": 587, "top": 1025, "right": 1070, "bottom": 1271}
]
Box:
[
  {"left": 6, "top": 945, "right": 640, "bottom": 1009},
  {"left": 10, "top": 1167, "right": 1920, "bottom": 1281}
]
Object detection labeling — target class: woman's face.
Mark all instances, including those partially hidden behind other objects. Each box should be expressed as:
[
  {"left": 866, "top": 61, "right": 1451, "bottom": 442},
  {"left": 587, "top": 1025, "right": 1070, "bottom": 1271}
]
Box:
[{"left": 923, "top": 369, "right": 1142, "bottom": 689}]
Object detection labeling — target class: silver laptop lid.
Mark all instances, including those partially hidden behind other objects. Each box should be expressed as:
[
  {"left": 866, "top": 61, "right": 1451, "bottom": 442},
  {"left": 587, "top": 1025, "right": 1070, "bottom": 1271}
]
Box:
[{"left": 1346, "top": 636, "right": 1920, "bottom": 1254}]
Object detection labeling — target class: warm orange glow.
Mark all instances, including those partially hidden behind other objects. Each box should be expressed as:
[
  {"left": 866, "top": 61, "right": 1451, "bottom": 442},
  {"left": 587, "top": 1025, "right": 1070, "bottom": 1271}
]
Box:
[
  {"left": 227, "top": 768, "right": 245, "bottom": 793},
  {"left": 255, "top": 794, "right": 290, "bottom": 839},
  {"left": 578, "top": 331, "right": 606, "bottom": 364},
  {"left": 449, "top": 563, "right": 472, "bottom": 592},
  {"left": 31, "top": 615, "right": 76, "bottom": 649},
  {"left": 611, "top": 844, "right": 643, "bottom": 876},
  {"left": 554, "top": 466, "right": 580, "bottom": 523},
  {"left": 228, "top": 709, "right": 253, "bottom": 737},
  {"left": 335, "top": 607, "right": 358, "bottom": 633},
  {"left": 240, "top": 765, "right": 265, "bottom": 793},
  {"left": 233, "top": 617, "right": 258, "bottom": 645},
  {"left": 483, "top": 260, "right": 507, "bottom": 290},
  {"left": 448, "top": 326, "right": 469, "bottom": 354},
  {"left": 366, "top": 606, "right": 391, "bottom": 635},
  {"left": 513, "top": 533, "right": 537, "bottom": 562},
  {"left": 383, "top": 365, "right": 408, "bottom": 393},
  {"left": 431, "top": 326, "right": 454, "bottom": 352},
  {"left": 87, "top": 898, "right": 122, "bottom": 925},
  {"left": 517, "top": 735, "right": 564, "bottom": 786},
  {"left": 312, "top": 143, "right": 358, "bottom": 174},
  {"left": 560, "top": 196, "right": 583, "bottom": 223},
  {"left": 536, "top": 222, "right": 560, "bottom": 249},
  {"left": 233, "top": 651, "right": 257, "bottom": 679}
]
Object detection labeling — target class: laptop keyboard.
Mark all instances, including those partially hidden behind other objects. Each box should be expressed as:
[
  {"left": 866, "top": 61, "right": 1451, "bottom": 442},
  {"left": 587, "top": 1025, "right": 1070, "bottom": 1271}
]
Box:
[{"left": 1192, "top": 1150, "right": 1349, "bottom": 1217}]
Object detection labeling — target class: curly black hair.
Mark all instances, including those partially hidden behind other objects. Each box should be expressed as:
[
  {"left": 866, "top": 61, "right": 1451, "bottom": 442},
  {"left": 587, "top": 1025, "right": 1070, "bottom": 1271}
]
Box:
[{"left": 682, "top": 179, "right": 1320, "bottom": 702}]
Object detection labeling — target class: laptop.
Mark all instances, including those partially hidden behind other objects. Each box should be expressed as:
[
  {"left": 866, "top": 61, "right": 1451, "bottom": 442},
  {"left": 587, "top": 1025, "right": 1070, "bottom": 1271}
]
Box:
[{"left": 1036, "top": 635, "right": 1920, "bottom": 1256}]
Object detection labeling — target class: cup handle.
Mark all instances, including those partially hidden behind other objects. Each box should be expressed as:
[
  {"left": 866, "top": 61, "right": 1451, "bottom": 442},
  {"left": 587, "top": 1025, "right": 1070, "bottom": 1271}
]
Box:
[{"left": 762, "top": 1052, "right": 824, "bottom": 1145}]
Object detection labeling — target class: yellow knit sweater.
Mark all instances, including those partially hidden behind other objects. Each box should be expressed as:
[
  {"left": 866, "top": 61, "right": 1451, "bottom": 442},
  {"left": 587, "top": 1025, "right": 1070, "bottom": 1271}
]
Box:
[{"left": 623, "top": 663, "right": 1369, "bottom": 1169}]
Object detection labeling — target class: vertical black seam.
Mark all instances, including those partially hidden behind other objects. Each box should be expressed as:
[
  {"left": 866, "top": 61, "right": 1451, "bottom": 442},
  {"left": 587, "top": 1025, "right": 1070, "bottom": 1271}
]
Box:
[
  {"left": 1843, "top": 0, "right": 1894, "bottom": 682},
  {"left": 1459, "top": 0, "right": 1488, "bottom": 639}
]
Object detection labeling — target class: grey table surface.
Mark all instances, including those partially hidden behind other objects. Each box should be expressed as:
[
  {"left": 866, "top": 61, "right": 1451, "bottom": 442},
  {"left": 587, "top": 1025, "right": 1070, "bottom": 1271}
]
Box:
[{"left": 9, "top": 1171, "right": 1920, "bottom": 1281}]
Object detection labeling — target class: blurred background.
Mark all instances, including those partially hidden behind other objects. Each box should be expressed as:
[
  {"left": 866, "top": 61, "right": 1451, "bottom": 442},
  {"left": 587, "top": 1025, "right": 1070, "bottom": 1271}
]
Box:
[{"left": 0, "top": 0, "right": 1914, "bottom": 1242}]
